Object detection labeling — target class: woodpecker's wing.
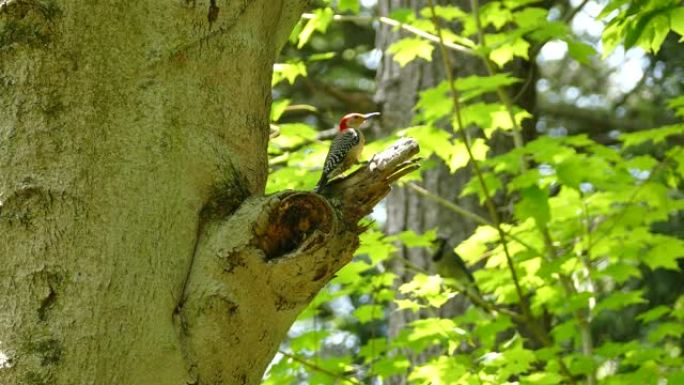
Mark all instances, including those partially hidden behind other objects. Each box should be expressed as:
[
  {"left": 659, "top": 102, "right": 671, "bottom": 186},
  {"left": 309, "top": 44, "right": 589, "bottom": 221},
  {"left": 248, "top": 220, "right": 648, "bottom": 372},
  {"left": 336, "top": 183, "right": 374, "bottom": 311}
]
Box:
[
  {"left": 432, "top": 239, "right": 479, "bottom": 293},
  {"left": 324, "top": 129, "right": 361, "bottom": 175},
  {"left": 317, "top": 129, "right": 360, "bottom": 184},
  {"left": 451, "top": 251, "right": 477, "bottom": 285}
]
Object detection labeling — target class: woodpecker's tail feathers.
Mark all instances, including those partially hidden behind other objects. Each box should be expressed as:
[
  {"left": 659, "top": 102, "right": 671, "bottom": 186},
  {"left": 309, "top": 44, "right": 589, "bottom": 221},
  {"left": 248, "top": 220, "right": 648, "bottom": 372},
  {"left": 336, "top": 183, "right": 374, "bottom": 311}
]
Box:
[{"left": 314, "top": 174, "right": 328, "bottom": 193}]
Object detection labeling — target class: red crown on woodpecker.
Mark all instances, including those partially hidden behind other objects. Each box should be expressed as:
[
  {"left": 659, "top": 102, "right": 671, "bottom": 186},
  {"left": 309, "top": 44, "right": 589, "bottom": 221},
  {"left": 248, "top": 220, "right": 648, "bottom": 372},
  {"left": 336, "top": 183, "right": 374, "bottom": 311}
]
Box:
[{"left": 339, "top": 112, "right": 381, "bottom": 131}]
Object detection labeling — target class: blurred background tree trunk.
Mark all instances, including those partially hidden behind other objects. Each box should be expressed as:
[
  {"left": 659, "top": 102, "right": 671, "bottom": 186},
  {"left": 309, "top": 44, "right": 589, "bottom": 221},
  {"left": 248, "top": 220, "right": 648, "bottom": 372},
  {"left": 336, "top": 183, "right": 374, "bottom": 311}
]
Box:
[{"left": 374, "top": 1, "right": 539, "bottom": 381}]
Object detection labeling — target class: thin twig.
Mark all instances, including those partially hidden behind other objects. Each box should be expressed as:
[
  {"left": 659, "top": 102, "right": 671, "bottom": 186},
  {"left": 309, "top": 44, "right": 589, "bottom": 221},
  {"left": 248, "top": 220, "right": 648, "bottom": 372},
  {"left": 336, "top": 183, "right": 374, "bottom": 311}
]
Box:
[
  {"left": 278, "top": 350, "right": 361, "bottom": 385},
  {"left": 284, "top": 104, "right": 318, "bottom": 113},
  {"left": 564, "top": 0, "right": 591, "bottom": 23},
  {"left": 466, "top": 7, "right": 577, "bottom": 375},
  {"left": 511, "top": 1, "right": 592, "bottom": 104},
  {"left": 300, "top": 13, "right": 474, "bottom": 55},
  {"left": 269, "top": 127, "right": 338, "bottom": 158},
  {"left": 513, "top": 0, "right": 592, "bottom": 103},
  {"left": 580, "top": 199, "right": 597, "bottom": 302},
  {"left": 407, "top": 183, "right": 541, "bottom": 253},
  {"left": 613, "top": 59, "right": 656, "bottom": 109},
  {"left": 470, "top": 0, "right": 526, "bottom": 164},
  {"left": 407, "top": 183, "right": 490, "bottom": 226}
]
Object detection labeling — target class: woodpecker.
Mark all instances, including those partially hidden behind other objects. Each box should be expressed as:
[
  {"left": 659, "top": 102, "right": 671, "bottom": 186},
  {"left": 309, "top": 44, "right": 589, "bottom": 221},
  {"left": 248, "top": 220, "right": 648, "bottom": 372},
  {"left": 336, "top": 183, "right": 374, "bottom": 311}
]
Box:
[
  {"left": 431, "top": 236, "right": 480, "bottom": 296},
  {"left": 314, "top": 112, "right": 381, "bottom": 192}
]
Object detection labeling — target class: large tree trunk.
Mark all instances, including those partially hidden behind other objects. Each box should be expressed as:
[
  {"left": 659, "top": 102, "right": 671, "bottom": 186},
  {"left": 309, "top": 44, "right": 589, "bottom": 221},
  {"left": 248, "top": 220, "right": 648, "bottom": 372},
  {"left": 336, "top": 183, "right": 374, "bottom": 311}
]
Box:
[
  {"left": 375, "top": 3, "right": 483, "bottom": 383},
  {"left": 0, "top": 1, "right": 419, "bottom": 384}
]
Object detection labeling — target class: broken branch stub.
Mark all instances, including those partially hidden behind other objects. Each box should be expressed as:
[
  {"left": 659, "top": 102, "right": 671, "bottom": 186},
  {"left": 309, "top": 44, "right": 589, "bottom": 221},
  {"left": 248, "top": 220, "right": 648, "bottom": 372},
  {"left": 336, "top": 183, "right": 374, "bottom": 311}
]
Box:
[{"left": 317, "top": 137, "right": 421, "bottom": 225}]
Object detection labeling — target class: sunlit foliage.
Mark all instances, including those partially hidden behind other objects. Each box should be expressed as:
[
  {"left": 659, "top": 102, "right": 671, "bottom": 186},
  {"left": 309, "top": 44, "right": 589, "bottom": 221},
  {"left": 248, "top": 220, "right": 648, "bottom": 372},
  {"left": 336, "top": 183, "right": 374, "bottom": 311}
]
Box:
[{"left": 265, "top": 0, "right": 684, "bottom": 384}]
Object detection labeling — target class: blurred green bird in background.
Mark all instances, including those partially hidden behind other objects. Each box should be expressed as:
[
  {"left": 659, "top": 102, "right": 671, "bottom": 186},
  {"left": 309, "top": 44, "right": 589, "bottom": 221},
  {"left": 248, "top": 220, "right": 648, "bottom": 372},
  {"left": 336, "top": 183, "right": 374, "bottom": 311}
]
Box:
[{"left": 431, "top": 236, "right": 481, "bottom": 297}]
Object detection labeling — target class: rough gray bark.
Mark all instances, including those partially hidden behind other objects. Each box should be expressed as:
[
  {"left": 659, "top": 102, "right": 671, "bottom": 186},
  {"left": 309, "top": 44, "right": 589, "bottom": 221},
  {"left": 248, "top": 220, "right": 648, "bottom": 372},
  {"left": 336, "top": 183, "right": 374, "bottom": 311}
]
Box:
[
  {"left": 0, "top": 1, "right": 419, "bottom": 384},
  {"left": 374, "top": 0, "right": 520, "bottom": 382},
  {"left": 375, "top": 0, "right": 541, "bottom": 377}
]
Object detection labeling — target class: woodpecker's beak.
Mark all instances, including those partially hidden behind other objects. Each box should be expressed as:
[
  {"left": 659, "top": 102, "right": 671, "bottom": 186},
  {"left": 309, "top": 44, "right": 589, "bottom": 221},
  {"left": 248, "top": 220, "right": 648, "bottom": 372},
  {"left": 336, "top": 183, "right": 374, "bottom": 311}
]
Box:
[{"left": 363, "top": 112, "right": 381, "bottom": 120}]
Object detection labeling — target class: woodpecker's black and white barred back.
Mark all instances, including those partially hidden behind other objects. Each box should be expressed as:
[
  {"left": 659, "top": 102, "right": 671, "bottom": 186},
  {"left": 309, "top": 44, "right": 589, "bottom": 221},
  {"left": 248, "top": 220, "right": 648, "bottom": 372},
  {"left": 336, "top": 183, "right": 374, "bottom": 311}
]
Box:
[
  {"left": 314, "top": 112, "right": 380, "bottom": 192},
  {"left": 315, "top": 129, "right": 362, "bottom": 191}
]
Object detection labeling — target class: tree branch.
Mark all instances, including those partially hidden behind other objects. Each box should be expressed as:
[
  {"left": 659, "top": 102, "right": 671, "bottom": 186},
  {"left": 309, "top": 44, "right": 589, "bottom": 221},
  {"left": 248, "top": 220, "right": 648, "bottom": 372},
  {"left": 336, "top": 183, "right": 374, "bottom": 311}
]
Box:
[
  {"left": 300, "top": 13, "right": 474, "bottom": 56},
  {"left": 407, "top": 182, "right": 541, "bottom": 254},
  {"left": 278, "top": 350, "right": 361, "bottom": 385},
  {"left": 269, "top": 126, "right": 340, "bottom": 158}
]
